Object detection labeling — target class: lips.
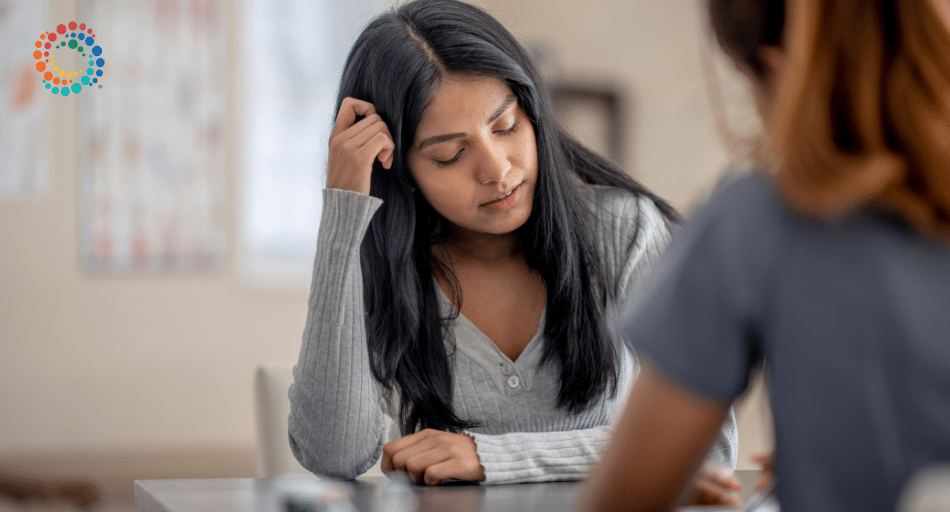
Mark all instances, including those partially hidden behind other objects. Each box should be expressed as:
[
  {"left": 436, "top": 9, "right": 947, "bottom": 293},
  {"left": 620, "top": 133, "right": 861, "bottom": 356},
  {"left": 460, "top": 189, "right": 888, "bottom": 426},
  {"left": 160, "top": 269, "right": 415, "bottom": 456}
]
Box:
[
  {"left": 480, "top": 182, "right": 524, "bottom": 211},
  {"left": 481, "top": 183, "right": 522, "bottom": 207}
]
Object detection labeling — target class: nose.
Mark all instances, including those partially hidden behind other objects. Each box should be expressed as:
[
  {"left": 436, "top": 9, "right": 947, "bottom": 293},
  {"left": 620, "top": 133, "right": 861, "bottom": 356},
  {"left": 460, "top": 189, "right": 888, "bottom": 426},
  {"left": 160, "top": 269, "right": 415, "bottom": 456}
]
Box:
[{"left": 473, "top": 138, "right": 511, "bottom": 185}]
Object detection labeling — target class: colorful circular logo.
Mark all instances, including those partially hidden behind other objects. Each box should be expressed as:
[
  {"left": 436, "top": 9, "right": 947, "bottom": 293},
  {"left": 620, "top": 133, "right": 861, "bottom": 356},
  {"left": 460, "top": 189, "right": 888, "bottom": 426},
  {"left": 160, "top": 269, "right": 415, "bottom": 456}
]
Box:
[{"left": 33, "top": 21, "right": 104, "bottom": 96}]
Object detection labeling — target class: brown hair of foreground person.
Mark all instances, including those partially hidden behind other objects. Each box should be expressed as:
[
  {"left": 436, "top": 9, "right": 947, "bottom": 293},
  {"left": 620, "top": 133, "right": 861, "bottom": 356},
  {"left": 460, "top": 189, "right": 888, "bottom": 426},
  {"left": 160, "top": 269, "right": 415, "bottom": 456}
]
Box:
[{"left": 713, "top": 0, "right": 950, "bottom": 239}]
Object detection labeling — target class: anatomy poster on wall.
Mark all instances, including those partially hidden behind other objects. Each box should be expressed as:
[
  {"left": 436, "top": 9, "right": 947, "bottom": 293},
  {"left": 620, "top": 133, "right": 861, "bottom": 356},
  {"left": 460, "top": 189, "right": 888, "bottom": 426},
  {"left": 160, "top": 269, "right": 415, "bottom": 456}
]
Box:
[
  {"left": 77, "top": 0, "right": 228, "bottom": 274},
  {"left": 0, "top": 0, "right": 51, "bottom": 199}
]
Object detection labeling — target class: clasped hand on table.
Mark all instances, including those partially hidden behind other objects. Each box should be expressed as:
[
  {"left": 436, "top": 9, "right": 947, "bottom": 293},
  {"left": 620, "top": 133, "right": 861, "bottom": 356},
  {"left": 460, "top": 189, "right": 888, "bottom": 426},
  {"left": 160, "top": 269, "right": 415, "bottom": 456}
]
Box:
[{"left": 381, "top": 428, "right": 486, "bottom": 486}]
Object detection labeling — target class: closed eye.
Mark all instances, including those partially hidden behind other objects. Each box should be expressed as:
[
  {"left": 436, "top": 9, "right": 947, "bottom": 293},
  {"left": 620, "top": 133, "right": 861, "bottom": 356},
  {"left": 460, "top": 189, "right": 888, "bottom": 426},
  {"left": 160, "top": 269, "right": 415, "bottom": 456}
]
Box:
[
  {"left": 433, "top": 149, "right": 463, "bottom": 168},
  {"left": 430, "top": 119, "right": 518, "bottom": 167},
  {"left": 496, "top": 121, "right": 519, "bottom": 136}
]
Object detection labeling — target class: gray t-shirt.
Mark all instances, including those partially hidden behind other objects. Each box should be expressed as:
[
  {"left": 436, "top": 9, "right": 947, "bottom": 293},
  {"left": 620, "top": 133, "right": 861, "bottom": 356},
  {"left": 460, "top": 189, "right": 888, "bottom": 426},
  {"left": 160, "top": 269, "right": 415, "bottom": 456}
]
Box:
[{"left": 624, "top": 173, "right": 950, "bottom": 512}]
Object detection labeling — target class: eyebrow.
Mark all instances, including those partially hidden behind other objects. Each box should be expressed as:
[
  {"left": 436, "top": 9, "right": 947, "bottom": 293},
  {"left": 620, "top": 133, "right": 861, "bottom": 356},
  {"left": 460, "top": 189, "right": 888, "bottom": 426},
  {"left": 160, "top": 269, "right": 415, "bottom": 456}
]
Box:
[{"left": 416, "top": 95, "right": 518, "bottom": 151}]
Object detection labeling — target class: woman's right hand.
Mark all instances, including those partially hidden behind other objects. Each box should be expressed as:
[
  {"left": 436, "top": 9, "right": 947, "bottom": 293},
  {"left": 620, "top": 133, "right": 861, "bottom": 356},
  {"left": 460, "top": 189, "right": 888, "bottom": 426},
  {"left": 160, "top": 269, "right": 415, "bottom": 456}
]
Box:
[
  {"left": 326, "top": 97, "right": 395, "bottom": 196},
  {"left": 686, "top": 464, "right": 743, "bottom": 506}
]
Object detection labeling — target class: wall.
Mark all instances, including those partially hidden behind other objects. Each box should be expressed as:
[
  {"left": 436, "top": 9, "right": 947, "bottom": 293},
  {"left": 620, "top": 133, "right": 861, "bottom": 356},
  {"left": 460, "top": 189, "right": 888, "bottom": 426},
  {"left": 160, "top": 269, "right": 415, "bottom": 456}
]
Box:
[{"left": 0, "top": 0, "right": 771, "bottom": 476}]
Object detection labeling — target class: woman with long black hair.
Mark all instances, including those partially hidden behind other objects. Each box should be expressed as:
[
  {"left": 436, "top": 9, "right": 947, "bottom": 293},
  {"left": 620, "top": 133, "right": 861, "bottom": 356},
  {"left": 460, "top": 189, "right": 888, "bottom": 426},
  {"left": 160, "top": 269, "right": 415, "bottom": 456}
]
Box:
[{"left": 288, "top": 0, "right": 738, "bottom": 492}]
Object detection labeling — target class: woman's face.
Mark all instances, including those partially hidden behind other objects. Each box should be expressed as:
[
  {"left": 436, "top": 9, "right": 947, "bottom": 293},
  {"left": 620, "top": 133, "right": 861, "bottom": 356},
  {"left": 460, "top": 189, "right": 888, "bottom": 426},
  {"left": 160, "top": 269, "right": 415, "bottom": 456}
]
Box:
[{"left": 407, "top": 74, "right": 538, "bottom": 240}]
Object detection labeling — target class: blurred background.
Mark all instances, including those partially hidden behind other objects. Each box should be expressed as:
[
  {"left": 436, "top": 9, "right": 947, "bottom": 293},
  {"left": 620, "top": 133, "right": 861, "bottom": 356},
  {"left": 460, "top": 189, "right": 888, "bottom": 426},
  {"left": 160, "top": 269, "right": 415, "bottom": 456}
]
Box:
[{"left": 0, "top": 0, "right": 770, "bottom": 509}]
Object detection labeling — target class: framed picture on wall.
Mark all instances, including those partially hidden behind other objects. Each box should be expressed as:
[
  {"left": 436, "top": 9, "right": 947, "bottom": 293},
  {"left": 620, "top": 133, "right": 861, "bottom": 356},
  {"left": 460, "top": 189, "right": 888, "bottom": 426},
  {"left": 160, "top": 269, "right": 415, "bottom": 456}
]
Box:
[{"left": 549, "top": 81, "right": 627, "bottom": 167}]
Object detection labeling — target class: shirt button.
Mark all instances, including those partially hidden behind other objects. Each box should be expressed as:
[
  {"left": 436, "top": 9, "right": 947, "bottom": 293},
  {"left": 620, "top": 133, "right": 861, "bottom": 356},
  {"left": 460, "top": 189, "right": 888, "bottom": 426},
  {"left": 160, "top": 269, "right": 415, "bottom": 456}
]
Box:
[
  {"left": 507, "top": 375, "right": 520, "bottom": 389},
  {"left": 501, "top": 363, "right": 513, "bottom": 375}
]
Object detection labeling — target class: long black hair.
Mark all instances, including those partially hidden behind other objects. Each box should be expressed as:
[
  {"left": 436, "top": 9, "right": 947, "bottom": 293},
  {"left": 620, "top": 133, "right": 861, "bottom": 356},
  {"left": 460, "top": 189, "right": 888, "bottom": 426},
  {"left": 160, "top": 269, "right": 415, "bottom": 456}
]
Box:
[{"left": 336, "top": 0, "right": 677, "bottom": 435}]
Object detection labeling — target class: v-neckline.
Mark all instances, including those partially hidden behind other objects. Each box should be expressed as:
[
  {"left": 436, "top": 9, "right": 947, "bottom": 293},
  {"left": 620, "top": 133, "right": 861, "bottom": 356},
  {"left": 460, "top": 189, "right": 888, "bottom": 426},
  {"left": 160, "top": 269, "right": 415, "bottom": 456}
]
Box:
[{"left": 434, "top": 281, "right": 546, "bottom": 365}]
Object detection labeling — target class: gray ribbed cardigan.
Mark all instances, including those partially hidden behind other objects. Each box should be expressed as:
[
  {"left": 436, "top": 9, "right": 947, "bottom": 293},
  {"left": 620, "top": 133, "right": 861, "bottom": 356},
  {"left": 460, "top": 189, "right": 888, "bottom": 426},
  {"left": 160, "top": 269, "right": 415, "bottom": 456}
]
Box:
[{"left": 289, "top": 185, "right": 737, "bottom": 484}]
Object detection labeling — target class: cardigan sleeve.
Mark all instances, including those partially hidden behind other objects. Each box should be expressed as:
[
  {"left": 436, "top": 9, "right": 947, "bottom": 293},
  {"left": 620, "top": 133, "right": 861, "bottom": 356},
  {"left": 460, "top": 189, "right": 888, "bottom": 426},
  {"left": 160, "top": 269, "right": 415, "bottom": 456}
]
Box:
[
  {"left": 468, "top": 404, "right": 737, "bottom": 484},
  {"left": 468, "top": 411, "right": 735, "bottom": 483},
  {"left": 287, "top": 188, "right": 389, "bottom": 479},
  {"left": 469, "top": 426, "right": 614, "bottom": 484}
]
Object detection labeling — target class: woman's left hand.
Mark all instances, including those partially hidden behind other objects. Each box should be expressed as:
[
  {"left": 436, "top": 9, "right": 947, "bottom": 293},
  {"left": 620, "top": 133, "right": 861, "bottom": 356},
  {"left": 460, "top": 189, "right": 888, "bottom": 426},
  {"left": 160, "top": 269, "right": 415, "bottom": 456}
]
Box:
[
  {"left": 751, "top": 451, "right": 775, "bottom": 492},
  {"left": 381, "top": 429, "right": 486, "bottom": 485},
  {"left": 685, "top": 464, "right": 743, "bottom": 506}
]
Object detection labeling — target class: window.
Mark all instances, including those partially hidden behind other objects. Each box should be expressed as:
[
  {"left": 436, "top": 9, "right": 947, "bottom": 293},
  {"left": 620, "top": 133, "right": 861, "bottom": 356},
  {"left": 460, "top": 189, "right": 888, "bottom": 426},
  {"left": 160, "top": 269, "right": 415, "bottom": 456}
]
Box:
[{"left": 240, "top": 0, "right": 392, "bottom": 288}]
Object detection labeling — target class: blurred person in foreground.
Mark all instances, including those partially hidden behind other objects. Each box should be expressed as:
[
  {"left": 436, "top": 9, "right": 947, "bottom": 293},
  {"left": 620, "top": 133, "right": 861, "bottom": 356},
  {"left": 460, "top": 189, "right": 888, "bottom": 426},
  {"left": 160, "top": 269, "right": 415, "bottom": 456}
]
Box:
[{"left": 580, "top": 0, "right": 950, "bottom": 510}]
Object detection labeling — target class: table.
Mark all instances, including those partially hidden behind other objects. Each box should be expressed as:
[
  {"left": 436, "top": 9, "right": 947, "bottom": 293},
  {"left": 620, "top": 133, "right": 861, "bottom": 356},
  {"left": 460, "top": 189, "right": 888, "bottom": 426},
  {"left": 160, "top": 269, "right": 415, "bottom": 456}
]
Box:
[{"left": 136, "top": 471, "right": 761, "bottom": 512}]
